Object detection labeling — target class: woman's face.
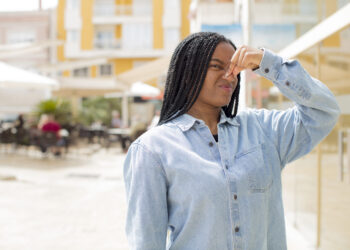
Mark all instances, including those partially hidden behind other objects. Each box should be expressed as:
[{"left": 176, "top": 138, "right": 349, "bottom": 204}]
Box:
[{"left": 194, "top": 42, "right": 238, "bottom": 109}]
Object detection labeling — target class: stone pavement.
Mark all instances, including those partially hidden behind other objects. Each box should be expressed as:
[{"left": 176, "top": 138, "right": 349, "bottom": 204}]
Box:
[{"left": 0, "top": 147, "right": 309, "bottom": 250}]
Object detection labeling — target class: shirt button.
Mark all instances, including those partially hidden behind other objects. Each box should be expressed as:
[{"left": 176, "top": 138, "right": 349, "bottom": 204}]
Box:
[
  {"left": 225, "top": 165, "right": 229, "bottom": 169},
  {"left": 264, "top": 68, "right": 269, "bottom": 73},
  {"left": 209, "top": 142, "right": 214, "bottom": 147},
  {"left": 235, "top": 226, "right": 239, "bottom": 233},
  {"left": 286, "top": 81, "right": 290, "bottom": 86},
  {"left": 233, "top": 194, "right": 237, "bottom": 200}
]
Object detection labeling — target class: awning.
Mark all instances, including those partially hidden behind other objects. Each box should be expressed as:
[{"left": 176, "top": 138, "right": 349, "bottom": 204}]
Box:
[
  {"left": 116, "top": 55, "right": 171, "bottom": 85},
  {"left": 38, "top": 57, "right": 109, "bottom": 74},
  {"left": 53, "top": 77, "right": 128, "bottom": 97},
  {"left": 0, "top": 61, "right": 58, "bottom": 89},
  {"left": 0, "top": 40, "right": 63, "bottom": 60}
]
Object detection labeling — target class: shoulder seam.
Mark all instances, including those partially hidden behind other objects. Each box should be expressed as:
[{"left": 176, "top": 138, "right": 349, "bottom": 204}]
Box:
[{"left": 132, "top": 142, "right": 168, "bottom": 183}]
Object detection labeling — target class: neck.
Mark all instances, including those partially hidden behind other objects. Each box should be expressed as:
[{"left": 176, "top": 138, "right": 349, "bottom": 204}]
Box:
[{"left": 187, "top": 104, "right": 221, "bottom": 135}]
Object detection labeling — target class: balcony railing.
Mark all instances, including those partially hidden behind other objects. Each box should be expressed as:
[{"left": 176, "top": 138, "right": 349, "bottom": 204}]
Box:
[
  {"left": 93, "top": 39, "right": 122, "bottom": 50},
  {"left": 93, "top": 4, "right": 151, "bottom": 16}
]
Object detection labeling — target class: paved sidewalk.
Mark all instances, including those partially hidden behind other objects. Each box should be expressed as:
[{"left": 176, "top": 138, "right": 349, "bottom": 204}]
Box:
[
  {"left": 0, "top": 149, "right": 310, "bottom": 250},
  {"left": 0, "top": 149, "right": 128, "bottom": 250}
]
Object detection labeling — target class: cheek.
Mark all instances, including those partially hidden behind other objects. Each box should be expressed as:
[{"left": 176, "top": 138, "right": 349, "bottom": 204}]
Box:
[{"left": 202, "top": 74, "right": 219, "bottom": 90}]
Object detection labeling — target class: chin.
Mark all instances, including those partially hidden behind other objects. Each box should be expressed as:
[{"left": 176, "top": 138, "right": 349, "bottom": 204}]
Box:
[
  {"left": 215, "top": 101, "right": 231, "bottom": 108},
  {"left": 219, "top": 98, "right": 232, "bottom": 107}
]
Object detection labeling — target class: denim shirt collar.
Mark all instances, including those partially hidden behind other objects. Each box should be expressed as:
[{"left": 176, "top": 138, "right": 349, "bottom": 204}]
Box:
[{"left": 171, "top": 110, "right": 240, "bottom": 132}]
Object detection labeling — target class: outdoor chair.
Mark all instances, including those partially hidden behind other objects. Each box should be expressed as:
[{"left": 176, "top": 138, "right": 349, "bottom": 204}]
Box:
[{"left": 39, "top": 132, "right": 59, "bottom": 153}]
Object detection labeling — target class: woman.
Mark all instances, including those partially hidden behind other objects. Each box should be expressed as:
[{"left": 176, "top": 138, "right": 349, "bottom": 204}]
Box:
[{"left": 123, "top": 32, "right": 339, "bottom": 250}]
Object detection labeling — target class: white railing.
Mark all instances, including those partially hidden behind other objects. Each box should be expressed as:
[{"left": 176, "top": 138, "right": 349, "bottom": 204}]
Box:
[
  {"left": 94, "top": 39, "right": 122, "bottom": 50},
  {"left": 93, "top": 4, "right": 151, "bottom": 16}
]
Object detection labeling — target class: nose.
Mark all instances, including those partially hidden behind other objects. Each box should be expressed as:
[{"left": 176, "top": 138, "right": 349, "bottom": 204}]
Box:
[{"left": 222, "top": 69, "right": 237, "bottom": 83}]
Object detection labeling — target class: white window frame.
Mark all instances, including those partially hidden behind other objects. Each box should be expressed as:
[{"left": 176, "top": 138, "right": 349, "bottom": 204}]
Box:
[
  {"left": 98, "top": 63, "right": 113, "bottom": 77},
  {"left": 94, "top": 27, "right": 116, "bottom": 49},
  {"left": 73, "top": 67, "right": 90, "bottom": 77},
  {"left": 6, "top": 30, "right": 36, "bottom": 44}
]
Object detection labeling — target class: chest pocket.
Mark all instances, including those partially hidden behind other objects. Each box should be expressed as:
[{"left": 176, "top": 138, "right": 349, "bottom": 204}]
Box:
[{"left": 234, "top": 144, "right": 273, "bottom": 193}]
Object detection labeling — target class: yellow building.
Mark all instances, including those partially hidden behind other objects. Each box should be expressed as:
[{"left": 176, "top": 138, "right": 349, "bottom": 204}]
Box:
[{"left": 54, "top": 0, "right": 191, "bottom": 97}]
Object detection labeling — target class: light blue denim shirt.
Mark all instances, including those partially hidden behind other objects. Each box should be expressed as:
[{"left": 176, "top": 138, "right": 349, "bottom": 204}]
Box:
[{"left": 123, "top": 49, "right": 340, "bottom": 250}]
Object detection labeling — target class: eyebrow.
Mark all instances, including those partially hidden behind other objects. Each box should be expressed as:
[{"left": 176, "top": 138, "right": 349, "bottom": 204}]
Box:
[{"left": 210, "top": 58, "right": 225, "bottom": 64}]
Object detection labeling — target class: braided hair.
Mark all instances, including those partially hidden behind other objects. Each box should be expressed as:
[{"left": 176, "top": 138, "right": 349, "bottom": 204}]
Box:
[{"left": 158, "top": 32, "right": 240, "bottom": 125}]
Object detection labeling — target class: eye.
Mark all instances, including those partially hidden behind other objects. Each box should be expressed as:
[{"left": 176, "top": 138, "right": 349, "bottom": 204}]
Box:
[{"left": 210, "top": 64, "right": 223, "bottom": 70}]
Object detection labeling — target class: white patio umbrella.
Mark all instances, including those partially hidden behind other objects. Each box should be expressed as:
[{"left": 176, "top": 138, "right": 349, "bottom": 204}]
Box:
[
  {"left": 105, "top": 81, "right": 160, "bottom": 98},
  {"left": 0, "top": 61, "right": 58, "bottom": 114},
  {"left": 129, "top": 81, "right": 160, "bottom": 97},
  {"left": 0, "top": 61, "right": 58, "bottom": 89}
]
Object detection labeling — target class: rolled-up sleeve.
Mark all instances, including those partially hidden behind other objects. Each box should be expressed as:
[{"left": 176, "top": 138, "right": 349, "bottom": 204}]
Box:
[
  {"left": 254, "top": 49, "right": 340, "bottom": 167},
  {"left": 123, "top": 142, "right": 168, "bottom": 250}
]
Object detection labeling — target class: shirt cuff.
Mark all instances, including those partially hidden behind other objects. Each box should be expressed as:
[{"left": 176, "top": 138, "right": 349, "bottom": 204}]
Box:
[{"left": 254, "top": 48, "right": 283, "bottom": 82}]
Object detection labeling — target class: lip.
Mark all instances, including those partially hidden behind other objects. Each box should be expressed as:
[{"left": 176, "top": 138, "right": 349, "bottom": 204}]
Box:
[{"left": 219, "top": 84, "right": 233, "bottom": 92}]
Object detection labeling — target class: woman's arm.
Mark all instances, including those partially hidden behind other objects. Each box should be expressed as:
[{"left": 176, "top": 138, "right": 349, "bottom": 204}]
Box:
[
  {"left": 252, "top": 49, "right": 340, "bottom": 167},
  {"left": 123, "top": 142, "right": 168, "bottom": 250}
]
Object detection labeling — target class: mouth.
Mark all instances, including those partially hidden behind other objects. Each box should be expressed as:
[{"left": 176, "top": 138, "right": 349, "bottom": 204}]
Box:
[{"left": 218, "top": 84, "right": 233, "bottom": 92}]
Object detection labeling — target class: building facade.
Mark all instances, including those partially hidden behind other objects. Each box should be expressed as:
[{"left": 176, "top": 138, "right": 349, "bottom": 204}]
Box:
[
  {"left": 55, "top": 0, "right": 191, "bottom": 95},
  {"left": 0, "top": 10, "right": 53, "bottom": 69}
]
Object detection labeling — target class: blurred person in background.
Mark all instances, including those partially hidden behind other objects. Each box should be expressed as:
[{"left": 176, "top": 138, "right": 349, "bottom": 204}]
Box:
[
  {"left": 39, "top": 114, "right": 64, "bottom": 156},
  {"left": 14, "top": 114, "right": 24, "bottom": 131},
  {"left": 111, "top": 110, "right": 123, "bottom": 128},
  {"left": 37, "top": 114, "right": 49, "bottom": 130},
  {"left": 123, "top": 32, "right": 340, "bottom": 249},
  {"left": 111, "top": 110, "right": 130, "bottom": 152}
]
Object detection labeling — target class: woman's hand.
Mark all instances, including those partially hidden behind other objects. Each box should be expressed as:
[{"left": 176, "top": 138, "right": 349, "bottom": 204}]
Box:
[{"left": 225, "top": 46, "right": 264, "bottom": 77}]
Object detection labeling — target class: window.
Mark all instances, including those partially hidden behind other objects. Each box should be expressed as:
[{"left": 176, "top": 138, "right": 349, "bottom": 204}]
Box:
[
  {"left": 67, "top": 30, "right": 79, "bottom": 42},
  {"left": 133, "top": 0, "right": 152, "bottom": 15},
  {"left": 94, "top": 29, "right": 118, "bottom": 49},
  {"left": 164, "top": 28, "right": 180, "bottom": 50},
  {"left": 99, "top": 64, "right": 113, "bottom": 76},
  {"left": 122, "top": 23, "right": 152, "bottom": 49},
  {"left": 163, "top": 0, "right": 180, "bottom": 49},
  {"left": 7, "top": 31, "right": 36, "bottom": 44},
  {"left": 73, "top": 67, "right": 89, "bottom": 77},
  {"left": 94, "top": 0, "right": 114, "bottom": 15},
  {"left": 67, "top": 0, "right": 79, "bottom": 10}
]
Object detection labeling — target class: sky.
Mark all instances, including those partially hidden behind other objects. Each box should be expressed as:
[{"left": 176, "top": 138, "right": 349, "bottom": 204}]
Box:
[{"left": 0, "top": 0, "right": 58, "bottom": 12}]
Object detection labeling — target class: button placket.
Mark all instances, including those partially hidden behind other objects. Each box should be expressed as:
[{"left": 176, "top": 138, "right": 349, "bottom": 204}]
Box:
[{"left": 229, "top": 180, "right": 241, "bottom": 241}]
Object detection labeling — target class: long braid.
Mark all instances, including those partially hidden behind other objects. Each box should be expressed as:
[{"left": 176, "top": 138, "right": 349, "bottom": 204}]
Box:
[{"left": 159, "top": 32, "right": 241, "bottom": 125}]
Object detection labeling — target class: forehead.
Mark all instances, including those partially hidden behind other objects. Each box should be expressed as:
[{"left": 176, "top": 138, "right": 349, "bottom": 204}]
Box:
[{"left": 211, "top": 42, "right": 235, "bottom": 62}]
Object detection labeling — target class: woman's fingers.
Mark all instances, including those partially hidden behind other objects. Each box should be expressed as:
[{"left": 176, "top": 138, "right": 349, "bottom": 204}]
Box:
[
  {"left": 227, "top": 47, "right": 241, "bottom": 76},
  {"left": 237, "top": 47, "right": 247, "bottom": 69},
  {"left": 227, "top": 46, "right": 263, "bottom": 76}
]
